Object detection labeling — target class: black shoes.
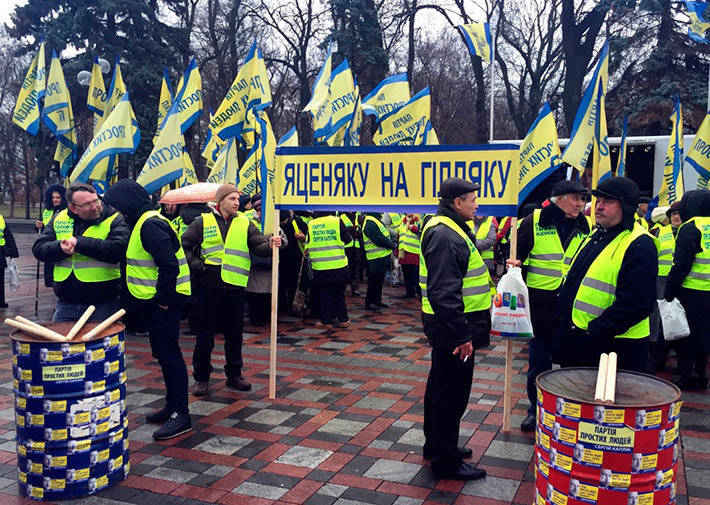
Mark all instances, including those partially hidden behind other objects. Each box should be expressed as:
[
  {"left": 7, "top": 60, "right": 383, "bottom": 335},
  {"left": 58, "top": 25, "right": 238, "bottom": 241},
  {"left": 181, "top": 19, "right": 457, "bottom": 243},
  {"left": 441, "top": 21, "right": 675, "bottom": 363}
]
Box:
[
  {"left": 374, "top": 302, "right": 388, "bottom": 308},
  {"left": 153, "top": 414, "right": 192, "bottom": 440},
  {"left": 365, "top": 304, "right": 381, "bottom": 311},
  {"left": 193, "top": 381, "right": 209, "bottom": 397},
  {"left": 145, "top": 406, "right": 173, "bottom": 424},
  {"left": 432, "top": 461, "right": 487, "bottom": 481},
  {"left": 423, "top": 446, "right": 473, "bottom": 460},
  {"left": 520, "top": 414, "right": 536, "bottom": 432},
  {"left": 226, "top": 376, "right": 252, "bottom": 391}
]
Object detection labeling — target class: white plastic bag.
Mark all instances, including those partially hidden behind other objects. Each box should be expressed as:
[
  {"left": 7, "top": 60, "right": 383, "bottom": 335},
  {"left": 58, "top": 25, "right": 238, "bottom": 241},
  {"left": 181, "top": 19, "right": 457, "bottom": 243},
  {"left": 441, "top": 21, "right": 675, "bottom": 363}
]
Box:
[
  {"left": 491, "top": 267, "right": 533, "bottom": 338},
  {"left": 657, "top": 298, "right": 690, "bottom": 341},
  {"left": 7, "top": 258, "right": 18, "bottom": 292}
]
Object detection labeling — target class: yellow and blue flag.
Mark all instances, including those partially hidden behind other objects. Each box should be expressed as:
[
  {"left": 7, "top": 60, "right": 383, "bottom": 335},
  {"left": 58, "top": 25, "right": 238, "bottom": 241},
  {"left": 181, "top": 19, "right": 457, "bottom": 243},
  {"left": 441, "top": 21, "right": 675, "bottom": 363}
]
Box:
[
  {"left": 518, "top": 102, "right": 562, "bottom": 204},
  {"left": 373, "top": 87, "right": 430, "bottom": 146},
  {"left": 361, "top": 73, "right": 409, "bottom": 121},
  {"left": 562, "top": 41, "right": 609, "bottom": 174},
  {"left": 303, "top": 41, "right": 333, "bottom": 114},
  {"left": 685, "top": 111, "right": 710, "bottom": 183},
  {"left": 457, "top": 23, "right": 492, "bottom": 62},
  {"left": 343, "top": 91, "right": 363, "bottom": 147},
  {"left": 592, "top": 83, "right": 612, "bottom": 188},
  {"left": 237, "top": 143, "right": 259, "bottom": 195},
  {"left": 54, "top": 142, "right": 74, "bottom": 180},
  {"left": 42, "top": 51, "right": 77, "bottom": 178},
  {"left": 12, "top": 41, "right": 45, "bottom": 136},
  {"left": 314, "top": 59, "right": 357, "bottom": 143},
  {"left": 210, "top": 41, "right": 271, "bottom": 142},
  {"left": 699, "top": 175, "right": 709, "bottom": 189},
  {"left": 87, "top": 58, "right": 107, "bottom": 133},
  {"left": 207, "top": 137, "right": 239, "bottom": 185},
  {"left": 423, "top": 122, "right": 439, "bottom": 145},
  {"left": 103, "top": 58, "right": 127, "bottom": 125},
  {"left": 69, "top": 92, "right": 140, "bottom": 183},
  {"left": 156, "top": 67, "right": 173, "bottom": 134},
  {"left": 277, "top": 126, "right": 298, "bottom": 147},
  {"left": 657, "top": 97, "right": 684, "bottom": 206},
  {"left": 137, "top": 107, "right": 185, "bottom": 194},
  {"left": 616, "top": 114, "right": 628, "bottom": 177},
  {"left": 162, "top": 58, "right": 203, "bottom": 134},
  {"left": 255, "top": 108, "right": 277, "bottom": 234},
  {"left": 180, "top": 150, "right": 199, "bottom": 186},
  {"left": 686, "top": 1, "right": 710, "bottom": 43}
]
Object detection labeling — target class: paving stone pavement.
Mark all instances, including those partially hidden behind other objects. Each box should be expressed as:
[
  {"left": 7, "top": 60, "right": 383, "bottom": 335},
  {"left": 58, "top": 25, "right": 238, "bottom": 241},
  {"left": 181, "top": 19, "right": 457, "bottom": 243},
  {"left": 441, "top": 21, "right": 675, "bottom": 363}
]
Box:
[{"left": 0, "top": 229, "right": 708, "bottom": 504}]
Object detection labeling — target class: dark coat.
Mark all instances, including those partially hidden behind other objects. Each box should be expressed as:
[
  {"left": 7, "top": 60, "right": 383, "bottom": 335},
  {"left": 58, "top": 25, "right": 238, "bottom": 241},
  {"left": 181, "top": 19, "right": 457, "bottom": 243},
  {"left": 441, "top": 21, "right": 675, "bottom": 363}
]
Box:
[
  {"left": 363, "top": 213, "right": 395, "bottom": 274},
  {"left": 32, "top": 205, "right": 129, "bottom": 304},
  {"left": 420, "top": 204, "right": 491, "bottom": 351},
  {"left": 41, "top": 184, "right": 68, "bottom": 287},
  {"left": 0, "top": 221, "right": 18, "bottom": 269},
  {"left": 664, "top": 190, "right": 710, "bottom": 352}
]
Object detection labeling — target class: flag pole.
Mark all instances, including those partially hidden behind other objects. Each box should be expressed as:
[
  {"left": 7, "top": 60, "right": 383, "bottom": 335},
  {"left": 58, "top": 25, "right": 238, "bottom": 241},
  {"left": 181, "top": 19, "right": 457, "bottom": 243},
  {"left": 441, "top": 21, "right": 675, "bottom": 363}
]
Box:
[
  {"left": 489, "top": 34, "right": 495, "bottom": 142},
  {"left": 502, "top": 216, "right": 517, "bottom": 433},
  {"left": 268, "top": 208, "right": 279, "bottom": 399}
]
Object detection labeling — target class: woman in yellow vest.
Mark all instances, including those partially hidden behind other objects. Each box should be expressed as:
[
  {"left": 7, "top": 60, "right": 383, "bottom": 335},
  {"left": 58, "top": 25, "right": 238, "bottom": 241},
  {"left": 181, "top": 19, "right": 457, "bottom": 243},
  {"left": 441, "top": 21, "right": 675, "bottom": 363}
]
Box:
[
  {"left": 103, "top": 180, "right": 193, "bottom": 441},
  {"left": 663, "top": 190, "right": 710, "bottom": 390},
  {"left": 36, "top": 185, "right": 67, "bottom": 288},
  {"left": 555, "top": 177, "right": 658, "bottom": 372},
  {"left": 398, "top": 214, "right": 421, "bottom": 299},
  {"left": 0, "top": 213, "right": 18, "bottom": 309},
  {"left": 362, "top": 212, "right": 395, "bottom": 310}
]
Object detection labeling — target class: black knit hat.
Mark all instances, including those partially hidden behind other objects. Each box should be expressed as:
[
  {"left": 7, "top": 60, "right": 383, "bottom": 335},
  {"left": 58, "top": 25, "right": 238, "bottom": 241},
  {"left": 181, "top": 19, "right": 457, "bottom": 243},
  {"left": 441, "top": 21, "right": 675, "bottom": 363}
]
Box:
[
  {"left": 591, "top": 177, "right": 640, "bottom": 230},
  {"left": 551, "top": 180, "right": 588, "bottom": 197},
  {"left": 439, "top": 177, "right": 480, "bottom": 200}
]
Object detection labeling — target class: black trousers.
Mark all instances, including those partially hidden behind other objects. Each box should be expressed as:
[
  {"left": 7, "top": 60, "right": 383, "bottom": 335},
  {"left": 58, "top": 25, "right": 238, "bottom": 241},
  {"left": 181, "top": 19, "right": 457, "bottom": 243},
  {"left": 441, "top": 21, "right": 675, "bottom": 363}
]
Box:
[
  {"left": 366, "top": 271, "right": 385, "bottom": 305},
  {"left": 345, "top": 247, "right": 360, "bottom": 293},
  {"left": 401, "top": 263, "right": 420, "bottom": 298},
  {"left": 677, "top": 349, "right": 708, "bottom": 382},
  {"left": 423, "top": 347, "right": 474, "bottom": 466},
  {"left": 317, "top": 279, "right": 348, "bottom": 324},
  {"left": 148, "top": 304, "right": 188, "bottom": 414},
  {"left": 0, "top": 266, "right": 5, "bottom": 305},
  {"left": 247, "top": 291, "right": 270, "bottom": 325},
  {"left": 193, "top": 285, "right": 245, "bottom": 382},
  {"left": 526, "top": 336, "right": 553, "bottom": 416}
]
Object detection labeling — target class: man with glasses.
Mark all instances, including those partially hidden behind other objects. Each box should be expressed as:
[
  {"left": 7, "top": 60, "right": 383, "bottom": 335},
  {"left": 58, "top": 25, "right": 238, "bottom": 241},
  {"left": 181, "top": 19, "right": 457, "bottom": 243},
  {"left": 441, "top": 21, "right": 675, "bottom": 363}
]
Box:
[{"left": 33, "top": 183, "right": 129, "bottom": 322}]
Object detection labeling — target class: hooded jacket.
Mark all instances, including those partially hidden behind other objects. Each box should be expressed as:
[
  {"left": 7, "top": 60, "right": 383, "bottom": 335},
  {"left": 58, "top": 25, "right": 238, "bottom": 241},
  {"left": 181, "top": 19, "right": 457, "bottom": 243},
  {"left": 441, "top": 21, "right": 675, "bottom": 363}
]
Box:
[
  {"left": 43, "top": 184, "right": 67, "bottom": 215},
  {"left": 102, "top": 180, "right": 185, "bottom": 306},
  {"left": 420, "top": 203, "right": 491, "bottom": 350},
  {"left": 32, "top": 201, "right": 129, "bottom": 304}
]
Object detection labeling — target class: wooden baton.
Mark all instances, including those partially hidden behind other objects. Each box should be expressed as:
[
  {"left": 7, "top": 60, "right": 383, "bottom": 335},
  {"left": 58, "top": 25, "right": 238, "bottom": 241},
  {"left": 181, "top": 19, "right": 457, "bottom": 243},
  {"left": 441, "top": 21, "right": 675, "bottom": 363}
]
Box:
[
  {"left": 603, "top": 352, "right": 618, "bottom": 404},
  {"left": 4, "top": 318, "right": 66, "bottom": 342},
  {"left": 80, "top": 309, "right": 126, "bottom": 341},
  {"left": 64, "top": 305, "right": 95, "bottom": 341},
  {"left": 594, "top": 353, "right": 609, "bottom": 402}
]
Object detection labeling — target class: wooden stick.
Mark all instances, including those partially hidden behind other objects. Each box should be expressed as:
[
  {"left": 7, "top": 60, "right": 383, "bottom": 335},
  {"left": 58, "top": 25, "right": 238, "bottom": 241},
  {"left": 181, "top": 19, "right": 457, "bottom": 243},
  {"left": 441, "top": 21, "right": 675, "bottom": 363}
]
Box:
[
  {"left": 603, "top": 352, "right": 617, "bottom": 404},
  {"left": 594, "top": 353, "right": 609, "bottom": 402},
  {"left": 80, "top": 309, "right": 126, "bottom": 341},
  {"left": 4, "top": 319, "right": 66, "bottom": 342},
  {"left": 64, "top": 305, "right": 95, "bottom": 341},
  {"left": 14, "top": 316, "right": 66, "bottom": 341},
  {"left": 502, "top": 216, "right": 518, "bottom": 433},
  {"left": 268, "top": 208, "right": 280, "bottom": 400}
]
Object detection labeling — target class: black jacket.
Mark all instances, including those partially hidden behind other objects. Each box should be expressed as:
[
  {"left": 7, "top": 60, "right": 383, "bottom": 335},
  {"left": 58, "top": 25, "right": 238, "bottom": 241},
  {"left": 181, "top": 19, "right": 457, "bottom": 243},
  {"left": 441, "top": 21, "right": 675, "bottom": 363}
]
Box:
[
  {"left": 557, "top": 222, "right": 658, "bottom": 344},
  {"left": 420, "top": 204, "right": 491, "bottom": 350},
  {"left": 0, "top": 220, "right": 18, "bottom": 269},
  {"left": 102, "top": 180, "right": 185, "bottom": 306},
  {"left": 363, "top": 213, "right": 394, "bottom": 274},
  {"left": 32, "top": 206, "right": 129, "bottom": 304}
]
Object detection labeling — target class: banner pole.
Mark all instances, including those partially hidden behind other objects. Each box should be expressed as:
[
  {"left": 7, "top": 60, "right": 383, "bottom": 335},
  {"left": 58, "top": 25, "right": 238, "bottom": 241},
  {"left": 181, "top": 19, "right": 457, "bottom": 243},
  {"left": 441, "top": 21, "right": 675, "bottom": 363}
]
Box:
[
  {"left": 489, "top": 35, "right": 495, "bottom": 142},
  {"left": 502, "top": 216, "right": 517, "bottom": 433},
  {"left": 268, "top": 208, "right": 280, "bottom": 399}
]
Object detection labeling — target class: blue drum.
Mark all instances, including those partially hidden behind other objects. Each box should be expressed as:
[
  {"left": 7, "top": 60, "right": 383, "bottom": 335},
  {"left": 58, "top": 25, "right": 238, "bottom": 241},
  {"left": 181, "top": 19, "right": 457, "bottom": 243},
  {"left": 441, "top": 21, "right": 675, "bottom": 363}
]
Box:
[{"left": 12, "top": 322, "right": 130, "bottom": 501}]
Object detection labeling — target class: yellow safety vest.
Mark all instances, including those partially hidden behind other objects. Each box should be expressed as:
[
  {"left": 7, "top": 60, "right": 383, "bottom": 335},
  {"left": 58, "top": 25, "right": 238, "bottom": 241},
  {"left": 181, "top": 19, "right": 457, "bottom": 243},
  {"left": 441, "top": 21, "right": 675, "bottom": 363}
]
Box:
[
  {"left": 307, "top": 216, "right": 348, "bottom": 271},
  {"left": 126, "top": 211, "right": 191, "bottom": 299},
  {"left": 339, "top": 213, "right": 354, "bottom": 248},
  {"left": 526, "top": 209, "right": 587, "bottom": 290},
  {"left": 398, "top": 223, "right": 420, "bottom": 256},
  {"left": 389, "top": 213, "right": 403, "bottom": 229},
  {"left": 221, "top": 214, "right": 252, "bottom": 287},
  {"left": 500, "top": 216, "right": 511, "bottom": 244},
  {"left": 42, "top": 209, "right": 54, "bottom": 227},
  {"left": 200, "top": 213, "right": 225, "bottom": 266},
  {"left": 420, "top": 216, "right": 491, "bottom": 314},
  {"left": 468, "top": 216, "right": 495, "bottom": 260},
  {"left": 292, "top": 220, "right": 305, "bottom": 254},
  {"left": 680, "top": 216, "right": 710, "bottom": 290},
  {"left": 363, "top": 216, "right": 391, "bottom": 261},
  {"left": 570, "top": 223, "right": 656, "bottom": 339},
  {"left": 0, "top": 215, "right": 5, "bottom": 246},
  {"left": 53, "top": 210, "right": 120, "bottom": 283},
  {"left": 636, "top": 216, "right": 649, "bottom": 230},
  {"left": 171, "top": 216, "right": 189, "bottom": 238},
  {"left": 657, "top": 224, "right": 676, "bottom": 278}
]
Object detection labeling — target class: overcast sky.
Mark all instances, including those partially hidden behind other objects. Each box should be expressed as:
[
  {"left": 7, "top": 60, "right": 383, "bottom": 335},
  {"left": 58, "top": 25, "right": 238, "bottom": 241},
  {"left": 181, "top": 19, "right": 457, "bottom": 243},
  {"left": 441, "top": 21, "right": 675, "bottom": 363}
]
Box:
[{"left": 0, "top": 1, "right": 23, "bottom": 26}]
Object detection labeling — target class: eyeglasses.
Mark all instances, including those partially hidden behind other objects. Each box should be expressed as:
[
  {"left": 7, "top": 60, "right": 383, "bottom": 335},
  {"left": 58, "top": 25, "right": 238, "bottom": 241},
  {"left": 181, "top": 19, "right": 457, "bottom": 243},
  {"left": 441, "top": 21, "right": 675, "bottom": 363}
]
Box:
[{"left": 72, "top": 198, "right": 101, "bottom": 209}]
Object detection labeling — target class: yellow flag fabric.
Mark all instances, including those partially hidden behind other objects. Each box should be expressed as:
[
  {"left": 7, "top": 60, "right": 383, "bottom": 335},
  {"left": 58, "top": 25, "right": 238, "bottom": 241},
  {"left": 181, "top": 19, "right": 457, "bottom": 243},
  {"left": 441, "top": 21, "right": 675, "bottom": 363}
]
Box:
[
  {"left": 457, "top": 23, "right": 492, "bottom": 62},
  {"left": 562, "top": 41, "right": 609, "bottom": 174},
  {"left": 163, "top": 58, "right": 203, "bottom": 134},
  {"left": 54, "top": 141, "right": 74, "bottom": 180},
  {"left": 237, "top": 144, "right": 259, "bottom": 195},
  {"left": 210, "top": 41, "right": 271, "bottom": 142},
  {"left": 424, "top": 122, "right": 439, "bottom": 145},
  {"left": 591, "top": 82, "right": 612, "bottom": 189},
  {"left": 255, "top": 108, "right": 276, "bottom": 234},
  {"left": 685, "top": 111, "right": 710, "bottom": 182},
  {"left": 314, "top": 59, "right": 357, "bottom": 143},
  {"left": 362, "top": 73, "right": 409, "bottom": 121},
  {"left": 303, "top": 42, "right": 333, "bottom": 114},
  {"left": 699, "top": 175, "right": 709, "bottom": 189},
  {"left": 181, "top": 151, "right": 199, "bottom": 186},
  {"left": 207, "top": 137, "right": 239, "bottom": 185},
  {"left": 69, "top": 92, "right": 140, "bottom": 183},
  {"left": 277, "top": 126, "right": 298, "bottom": 147},
  {"left": 12, "top": 41, "right": 45, "bottom": 136},
  {"left": 102, "top": 60, "right": 127, "bottom": 128},
  {"left": 137, "top": 108, "right": 185, "bottom": 194},
  {"left": 201, "top": 109, "right": 223, "bottom": 165},
  {"left": 686, "top": 1, "right": 710, "bottom": 42},
  {"left": 344, "top": 91, "right": 363, "bottom": 147},
  {"left": 87, "top": 58, "right": 107, "bottom": 131},
  {"left": 658, "top": 97, "right": 684, "bottom": 206},
  {"left": 518, "top": 102, "right": 562, "bottom": 204},
  {"left": 156, "top": 67, "right": 173, "bottom": 138},
  {"left": 373, "top": 88, "right": 430, "bottom": 146},
  {"left": 42, "top": 51, "right": 77, "bottom": 178}
]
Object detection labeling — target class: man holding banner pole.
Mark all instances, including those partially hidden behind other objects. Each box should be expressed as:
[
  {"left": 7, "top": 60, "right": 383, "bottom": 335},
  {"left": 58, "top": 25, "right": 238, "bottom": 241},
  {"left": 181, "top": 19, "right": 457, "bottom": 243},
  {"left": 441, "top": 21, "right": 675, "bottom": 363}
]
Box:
[{"left": 420, "top": 177, "right": 489, "bottom": 481}]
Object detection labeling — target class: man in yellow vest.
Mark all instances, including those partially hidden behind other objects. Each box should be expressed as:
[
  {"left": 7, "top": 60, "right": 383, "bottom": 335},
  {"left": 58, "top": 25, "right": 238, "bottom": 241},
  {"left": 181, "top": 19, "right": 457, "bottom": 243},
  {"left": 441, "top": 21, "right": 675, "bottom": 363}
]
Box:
[
  {"left": 420, "top": 177, "right": 489, "bottom": 481},
  {"left": 663, "top": 189, "right": 710, "bottom": 390},
  {"left": 469, "top": 215, "right": 497, "bottom": 274},
  {"left": 339, "top": 212, "right": 361, "bottom": 296},
  {"left": 35, "top": 185, "right": 68, "bottom": 288},
  {"left": 509, "top": 180, "right": 589, "bottom": 432},
  {"left": 362, "top": 213, "right": 395, "bottom": 310},
  {"left": 306, "top": 212, "right": 351, "bottom": 328},
  {"left": 32, "top": 183, "right": 129, "bottom": 322},
  {"left": 636, "top": 196, "right": 651, "bottom": 230},
  {"left": 0, "top": 213, "right": 18, "bottom": 309},
  {"left": 398, "top": 214, "right": 421, "bottom": 299},
  {"left": 181, "top": 184, "right": 280, "bottom": 397},
  {"left": 103, "top": 180, "right": 193, "bottom": 440},
  {"left": 555, "top": 177, "right": 658, "bottom": 372}
]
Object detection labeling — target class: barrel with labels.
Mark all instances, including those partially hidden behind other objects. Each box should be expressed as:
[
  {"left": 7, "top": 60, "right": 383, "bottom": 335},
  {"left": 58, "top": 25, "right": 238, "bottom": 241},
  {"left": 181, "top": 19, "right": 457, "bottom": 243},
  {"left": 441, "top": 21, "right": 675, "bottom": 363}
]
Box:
[
  {"left": 534, "top": 368, "right": 681, "bottom": 505},
  {"left": 11, "top": 322, "right": 130, "bottom": 500}
]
